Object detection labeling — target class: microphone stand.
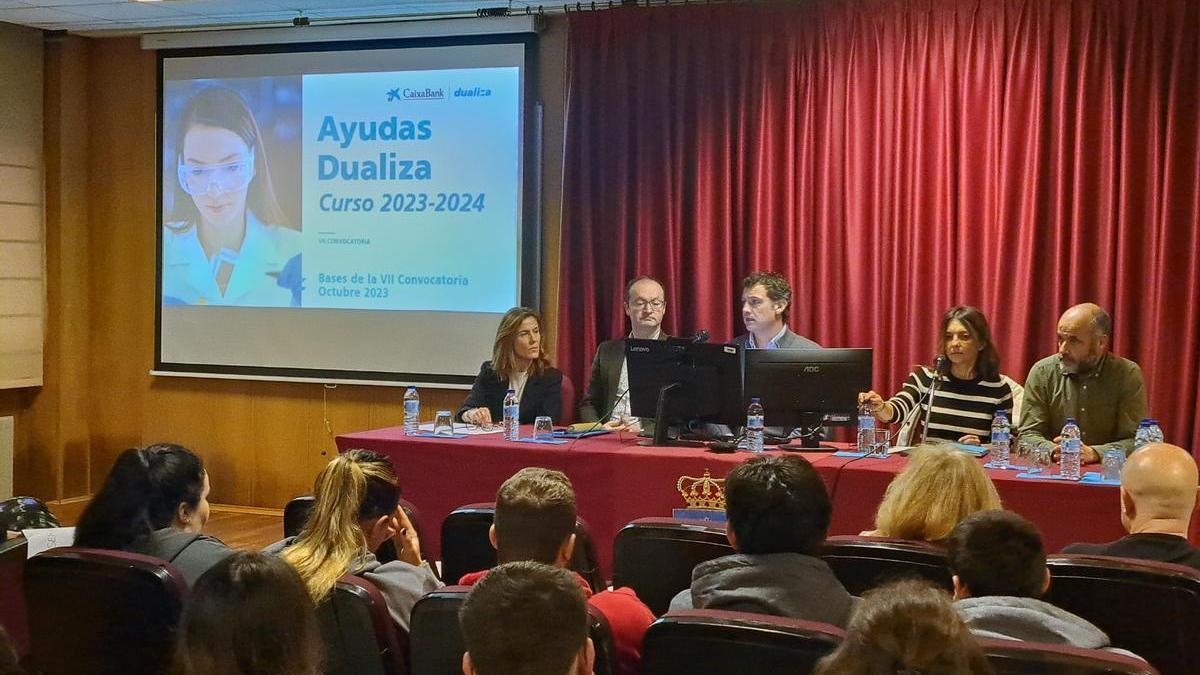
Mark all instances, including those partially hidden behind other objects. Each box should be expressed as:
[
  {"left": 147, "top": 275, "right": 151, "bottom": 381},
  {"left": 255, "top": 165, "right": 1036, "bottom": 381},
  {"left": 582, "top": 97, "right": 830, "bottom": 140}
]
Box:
[{"left": 919, "top": 359, "right": 948, "bottom": 445}]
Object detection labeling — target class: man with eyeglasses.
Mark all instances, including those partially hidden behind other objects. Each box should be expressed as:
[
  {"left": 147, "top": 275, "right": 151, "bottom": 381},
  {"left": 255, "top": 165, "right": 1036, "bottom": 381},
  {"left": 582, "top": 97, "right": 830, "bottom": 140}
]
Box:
[{"left": 578, "top": 276, "right": 670, "bottom": 430}]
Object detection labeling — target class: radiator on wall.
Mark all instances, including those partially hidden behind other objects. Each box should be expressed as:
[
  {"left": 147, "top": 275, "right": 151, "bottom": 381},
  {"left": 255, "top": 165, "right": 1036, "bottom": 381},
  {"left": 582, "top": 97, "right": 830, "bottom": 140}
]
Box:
[{"left": 0, "top": 416, "right": 12, "bottom": 499}]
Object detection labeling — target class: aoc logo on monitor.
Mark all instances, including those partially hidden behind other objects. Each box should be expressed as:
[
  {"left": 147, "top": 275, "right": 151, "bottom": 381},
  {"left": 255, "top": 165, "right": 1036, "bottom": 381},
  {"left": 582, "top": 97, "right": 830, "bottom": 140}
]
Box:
[{"left": 801, "top": 365, "right": 821, "bottom": 373}]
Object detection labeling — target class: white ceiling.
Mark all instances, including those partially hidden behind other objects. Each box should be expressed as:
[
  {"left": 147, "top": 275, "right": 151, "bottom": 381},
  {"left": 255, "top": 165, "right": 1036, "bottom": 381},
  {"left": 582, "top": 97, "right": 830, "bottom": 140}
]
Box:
[{"left": 0, "top": 0, "right": 534, "bottom": 35}]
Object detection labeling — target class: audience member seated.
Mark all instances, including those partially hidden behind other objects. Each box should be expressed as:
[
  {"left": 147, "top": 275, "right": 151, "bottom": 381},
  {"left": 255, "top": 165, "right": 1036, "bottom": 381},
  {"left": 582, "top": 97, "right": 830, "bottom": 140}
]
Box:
[
  {"left": 73, "top": 443, "right": 232, "bottom": 586},
  {"left": 669, "top": 455, "right": 857, "bottom": 628},
  {"left": 1063, "top": 442, "right": 1200, "bottom": 569},
  {"left": 814, "top": 578, "right": 993, "bottom": 674},
  {"left": 457, "top": 467, "right": 652, "bottom": 675},
  {"left": 862, "top": 443, "right": 1002, "bottom": 543},
  {"left": 458, "top": 307, "right": 564, "bottom": 425},
  {"left": 174, "top": 551, "right": 321, "bottom": 675},
  {"left": 268, "top": 449, "right": 442, "bottom": 630},
  {"left": 460, "top": 561, "right": 594, "bottom": 675},
  {"left": 947, "top": 510, "right": 1127, "bottom": 654}
]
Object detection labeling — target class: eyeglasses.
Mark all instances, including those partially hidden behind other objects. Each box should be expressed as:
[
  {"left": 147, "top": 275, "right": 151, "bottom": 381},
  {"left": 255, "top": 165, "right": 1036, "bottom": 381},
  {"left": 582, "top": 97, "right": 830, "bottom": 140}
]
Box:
[
  {"left": 628, "top": 299, "right": 665, "bottom": 310},
  {"left": 177, "top": 149, "right": 255, "bottom": 196}
]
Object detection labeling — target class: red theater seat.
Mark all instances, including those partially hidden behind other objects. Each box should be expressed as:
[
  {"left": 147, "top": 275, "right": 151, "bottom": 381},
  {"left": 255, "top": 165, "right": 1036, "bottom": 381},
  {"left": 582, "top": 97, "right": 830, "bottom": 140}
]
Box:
[
  {"left": 439, "top": 502, "right": 605, "bottom": 591},
  {"left": 640, "top": 609, "right": 844, "bottom": 675},
  {"left": 409, "top": 585, "right": 614, "bottom": 675},
  {"left": 1045, "top": 554, "right": 1200, "bottom": 675},
  {"left": 318, "top": 574, "right": 409, "bottom": 675},
  {"left": 0, "top": 536, "right": 29, "bottom": 658},
  {"left": 819, "top": 535, "right": 953, "bottom": 595},
  {"left": 611, "top": 517, "right": 733, "bottom": 615},
  {"left": 23, "top": 547, "right": 187, "bottom": 675},
  {"left": 980, "top": 638, "right": 1157, "bottom": 674}
]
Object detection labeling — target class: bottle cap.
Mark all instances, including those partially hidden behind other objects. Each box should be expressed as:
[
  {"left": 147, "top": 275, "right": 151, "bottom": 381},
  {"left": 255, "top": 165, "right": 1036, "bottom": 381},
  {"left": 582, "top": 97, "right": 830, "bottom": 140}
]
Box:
[
  {"left": 1066, "top": 417, "right": 1078, "bottom": 424},
  {"left": 751, "top": 397, "right": 761, "bottom": 403}
]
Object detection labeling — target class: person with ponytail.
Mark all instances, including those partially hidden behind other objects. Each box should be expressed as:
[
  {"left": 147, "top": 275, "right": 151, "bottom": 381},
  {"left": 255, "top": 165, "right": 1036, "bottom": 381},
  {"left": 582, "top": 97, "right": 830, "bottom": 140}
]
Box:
[
  {"left": 74, "top": 443, "right": 231, "bottom": 586},
  {"left": 268, "top": 449, "right": 442, "bottom": 630}
]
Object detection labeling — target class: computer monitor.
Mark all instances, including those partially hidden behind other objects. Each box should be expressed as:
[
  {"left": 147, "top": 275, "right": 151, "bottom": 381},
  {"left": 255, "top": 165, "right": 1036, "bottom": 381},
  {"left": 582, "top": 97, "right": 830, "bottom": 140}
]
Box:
[
  {"left": 744, "top": 348, "right": 873, "bottom": 449},
  {"left": 625, "top": 338, "right": 744, "bottom": 447}
]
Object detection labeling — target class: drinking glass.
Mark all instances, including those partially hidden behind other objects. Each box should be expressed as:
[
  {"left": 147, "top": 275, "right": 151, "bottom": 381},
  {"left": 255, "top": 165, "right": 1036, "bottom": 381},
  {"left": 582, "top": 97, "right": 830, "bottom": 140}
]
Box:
[
  {"left": 1101, "top": 449, "right": 1126, "bottom": 482},
  {"left": 1029, "top": 444, "right": 1052, "bottom": 474},
  {"left": 433, "top": 410, "right": 454, "bottom": 436},
  {"left": 534, "top": 416, "right": 554, "bottom": 441},
  {"left": 872, "top": 427, "right": 891, "bottom": 457}
]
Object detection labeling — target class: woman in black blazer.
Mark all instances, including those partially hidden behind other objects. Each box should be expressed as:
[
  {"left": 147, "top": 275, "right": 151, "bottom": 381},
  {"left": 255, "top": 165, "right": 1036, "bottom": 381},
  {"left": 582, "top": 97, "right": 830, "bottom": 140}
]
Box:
[{"left": 457, "top": 307, "right": 563, "bottom": 425}]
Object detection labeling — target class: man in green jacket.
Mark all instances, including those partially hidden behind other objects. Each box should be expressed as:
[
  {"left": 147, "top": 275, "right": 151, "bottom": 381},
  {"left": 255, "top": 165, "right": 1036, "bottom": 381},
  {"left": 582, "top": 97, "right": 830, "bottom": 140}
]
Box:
[{"left": 1019, "top": 303, "right": 1147, "bottom": 464}]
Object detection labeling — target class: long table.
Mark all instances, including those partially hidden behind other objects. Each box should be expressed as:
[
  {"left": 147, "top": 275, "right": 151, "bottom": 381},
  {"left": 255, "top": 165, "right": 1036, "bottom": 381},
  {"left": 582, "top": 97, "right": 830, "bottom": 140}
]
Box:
[{"left": 336, "top": 426, "right": 1136, "bottom": 578}]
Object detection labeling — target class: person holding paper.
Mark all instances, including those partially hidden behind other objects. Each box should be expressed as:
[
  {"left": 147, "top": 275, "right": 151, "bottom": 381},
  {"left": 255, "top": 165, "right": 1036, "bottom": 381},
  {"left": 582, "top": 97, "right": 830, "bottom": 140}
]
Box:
[
  {"left": 163, "top": 86, "right": 301, "bottom": 307},
  {"left": 858, "top": 306, "right": 1017, "bottom": 444},
  {"left": 577, "top": 276, "right": 670, "bottom": 431},
  {"left": 458, "top": 307, "right": 564, "bottom": 425}
]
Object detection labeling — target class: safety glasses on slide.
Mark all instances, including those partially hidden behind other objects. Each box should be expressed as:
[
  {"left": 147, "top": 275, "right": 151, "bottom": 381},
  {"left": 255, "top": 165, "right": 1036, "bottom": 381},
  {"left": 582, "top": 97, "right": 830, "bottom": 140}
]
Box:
[{"left": 177, "top": 149, "right": 255, "bottom": 196}]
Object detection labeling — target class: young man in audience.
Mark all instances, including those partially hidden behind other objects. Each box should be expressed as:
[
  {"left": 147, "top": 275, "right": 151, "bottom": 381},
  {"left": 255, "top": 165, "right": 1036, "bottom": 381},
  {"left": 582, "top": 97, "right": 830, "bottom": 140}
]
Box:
[
  {"left": 460, "top": 561, "right": 593, "bottom": 675},
  {"left": 459, "top": 467, "right": 653, "bottom": 675},
  {"left": 948, "top": 510, "right": 1119, "bottom": 650},
  {"left": 669, "top": 455, "right": 856, "bottom": 627},
  {"left": 1063, "top": 443, "right": 1200, "bottom": 568}
]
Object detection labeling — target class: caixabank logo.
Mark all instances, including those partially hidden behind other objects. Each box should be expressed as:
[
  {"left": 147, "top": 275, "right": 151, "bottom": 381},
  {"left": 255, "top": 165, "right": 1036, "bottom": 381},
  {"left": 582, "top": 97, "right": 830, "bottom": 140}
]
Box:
[{"left": 387, "top": 87, "right": 445, "bottom": 102}]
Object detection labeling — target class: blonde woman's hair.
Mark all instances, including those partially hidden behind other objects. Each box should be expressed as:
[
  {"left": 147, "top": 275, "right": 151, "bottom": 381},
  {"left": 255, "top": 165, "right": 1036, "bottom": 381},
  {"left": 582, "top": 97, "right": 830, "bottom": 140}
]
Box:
[
  {"left": 872, "top": 443, "right": 1001, "bottom": 542},
  {"left": 281, "top": 449, "right": 399, "bottom": 603},
  {"left": 492, "top": 307, "right": 550, "bottom": 380}
]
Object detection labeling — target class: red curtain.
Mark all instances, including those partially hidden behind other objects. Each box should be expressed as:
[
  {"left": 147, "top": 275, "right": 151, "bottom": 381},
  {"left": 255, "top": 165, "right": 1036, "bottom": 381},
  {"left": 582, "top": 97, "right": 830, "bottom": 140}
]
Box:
[{"left": 557, "top": 0, "right": 1200, "bottom": 451}]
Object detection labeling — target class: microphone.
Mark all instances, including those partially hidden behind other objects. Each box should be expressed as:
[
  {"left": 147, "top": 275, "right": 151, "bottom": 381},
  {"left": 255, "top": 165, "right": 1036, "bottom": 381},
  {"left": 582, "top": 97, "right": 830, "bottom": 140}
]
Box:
[
  {"left": 934, "top": 354, "right": 950, "bottom": 376},
  {"left": 690, "top": 330, "right": 710, "bottom": 344}
]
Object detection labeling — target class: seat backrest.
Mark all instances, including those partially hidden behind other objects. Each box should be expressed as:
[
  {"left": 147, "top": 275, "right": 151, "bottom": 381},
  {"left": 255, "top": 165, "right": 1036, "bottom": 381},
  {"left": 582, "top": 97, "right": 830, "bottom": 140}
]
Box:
[
  {"left": 611, "top": 518, "right": 733, "bottom": 615},
  {"left": 439, "top": 503, "right": 605, "bottom": 591},
  {"left": 819, "top": 535, "right": 952, "bottom": 595},
  {"left": 1045, "top": 555, "right": 1200, "bottom": 675},
  {"left": 409, "top": 585, "right": 614, "bottom": 675},
  {"left": 317, "top": 574, "right": 409, "bottom": 675},
  {"left": 979, "top": 638, "right": 1158, "bottom": 675},
  {"left": 0, "top": 536, "right": 29, "bottom": 658},
  {"left": 560, "top": 374, "right": 576, "bottom": 426},
  {"left": 23, "top": 547, "right": 187, "bottom": 675},
  {"left": 640, "top": 609, "right": 844, "bottom": 675}
]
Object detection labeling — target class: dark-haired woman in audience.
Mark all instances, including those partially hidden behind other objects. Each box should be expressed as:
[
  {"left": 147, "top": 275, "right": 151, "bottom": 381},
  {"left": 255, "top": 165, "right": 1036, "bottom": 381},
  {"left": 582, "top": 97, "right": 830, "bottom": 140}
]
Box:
[
  {"left": 73, "top": 443, "right": 231, "bottom": 586},
  {"left": 268, "top": 449, "right": 442, "bottom": 630},
  {"left": 814, "top": 578, "right": 994, "bottom": 674},
  {"left": 458, "top": 307, "right": 563, "bottom": 425},
  {"left": 175, "top": 551, "right": 321, "bottom": 675},
  {"left": 858, "top": 306, "right": 1018, "bottom": 445}
]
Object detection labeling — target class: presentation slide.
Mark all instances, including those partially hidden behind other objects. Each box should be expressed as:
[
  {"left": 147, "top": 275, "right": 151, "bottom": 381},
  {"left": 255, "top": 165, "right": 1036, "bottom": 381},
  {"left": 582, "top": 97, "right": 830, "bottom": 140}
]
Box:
[{"left": 157, "top": 39, "right": 533, "bottom": 382}]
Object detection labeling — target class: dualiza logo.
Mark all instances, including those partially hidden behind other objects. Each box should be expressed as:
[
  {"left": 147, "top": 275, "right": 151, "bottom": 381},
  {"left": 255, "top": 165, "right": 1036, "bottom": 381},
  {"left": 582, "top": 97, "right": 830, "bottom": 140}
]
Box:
[{"left": 454, "top": 86, "right": 493, "bottom": 97}]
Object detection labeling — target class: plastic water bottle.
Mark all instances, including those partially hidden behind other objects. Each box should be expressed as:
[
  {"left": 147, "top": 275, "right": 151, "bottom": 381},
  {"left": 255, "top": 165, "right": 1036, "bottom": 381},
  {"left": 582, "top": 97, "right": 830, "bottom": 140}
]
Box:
[
  {"left": 1060, "top": 417, "right": 1082, "bottom": 480},
  {"left": 502, "top": 389, "right": 520, "bottom": 441},
  {"left": 857, "top": 401, "right": 876, "bottom": 454},
  {"left": 403, "top": 387, "right": 420, "bottom": 435},
  {"left": 1147, "top": 419, "right": 1165, "bottom": 444},
  {"left": 1134, "top": 419, "right": 1153, "bottom": 450},
  {"left": 746, "top": 398, "right": 765, "bottom": 454},
  {"left": 989, "top": 411, "right": 1011, "bottom": 468}
]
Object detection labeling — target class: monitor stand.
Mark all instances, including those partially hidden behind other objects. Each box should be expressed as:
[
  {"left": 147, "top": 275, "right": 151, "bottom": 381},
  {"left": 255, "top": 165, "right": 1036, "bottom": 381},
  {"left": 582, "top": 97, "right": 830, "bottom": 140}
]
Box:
[
  {"left": 777, "top": 413, "right": 839, "bottom": 452},
  {"left": 637, "top": 382, "right": 707, "bottom": 448}
]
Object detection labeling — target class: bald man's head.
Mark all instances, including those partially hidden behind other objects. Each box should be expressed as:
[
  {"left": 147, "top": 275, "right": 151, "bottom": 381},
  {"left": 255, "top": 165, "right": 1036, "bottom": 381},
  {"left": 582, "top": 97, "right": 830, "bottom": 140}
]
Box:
[
  {"left": 1121, "top": 443, "right": 1200, "bottom": 534},
  {"left": 1057, "top": 303, "right": 1112, "bottom": 374}
]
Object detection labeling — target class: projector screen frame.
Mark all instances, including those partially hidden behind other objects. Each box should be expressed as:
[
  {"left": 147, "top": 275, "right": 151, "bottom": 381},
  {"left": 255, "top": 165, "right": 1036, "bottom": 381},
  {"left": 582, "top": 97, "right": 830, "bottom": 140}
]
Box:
[{"left": 153, "top": 32, "right": 541, "bottom": 387}]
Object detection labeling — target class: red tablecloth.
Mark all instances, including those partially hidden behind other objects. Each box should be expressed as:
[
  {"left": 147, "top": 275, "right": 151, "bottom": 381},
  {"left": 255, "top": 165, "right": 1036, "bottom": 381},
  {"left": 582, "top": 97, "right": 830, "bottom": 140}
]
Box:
[{"left": 336, "top": 427, "right": 1133, "bottom": 577}]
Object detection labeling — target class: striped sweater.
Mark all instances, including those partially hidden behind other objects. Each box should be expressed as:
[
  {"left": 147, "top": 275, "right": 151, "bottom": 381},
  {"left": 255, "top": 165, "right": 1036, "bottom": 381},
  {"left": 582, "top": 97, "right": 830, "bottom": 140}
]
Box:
[{"left": 885, "top": 366, "right": 1015, "bottom": 441}]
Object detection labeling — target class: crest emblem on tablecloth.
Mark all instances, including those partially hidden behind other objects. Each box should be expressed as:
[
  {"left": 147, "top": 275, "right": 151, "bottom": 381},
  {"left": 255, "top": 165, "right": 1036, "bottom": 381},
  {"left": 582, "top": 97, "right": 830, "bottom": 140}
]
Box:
[{"left": 673, "top": 469, "right": 727, "bottom": 522}]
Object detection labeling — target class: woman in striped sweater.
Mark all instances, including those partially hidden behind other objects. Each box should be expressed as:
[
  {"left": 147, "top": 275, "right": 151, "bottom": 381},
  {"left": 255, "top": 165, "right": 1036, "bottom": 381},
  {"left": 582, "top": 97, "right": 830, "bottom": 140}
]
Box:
[{"left": 859, "top": 306, "right": 1015, "bottom": 445}]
